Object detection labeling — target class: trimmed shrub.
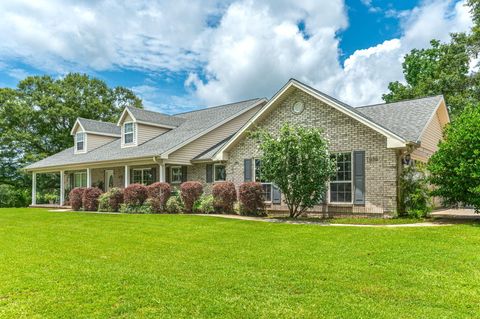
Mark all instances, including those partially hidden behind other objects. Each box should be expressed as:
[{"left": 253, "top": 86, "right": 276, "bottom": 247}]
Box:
[
  {"left": 180, "top": 181, "right": 203, "bottom": 213},
  {"left": 239, "top": 182, "right": 265, "bottom": 216},
  {"left": 196, "top": 195, "right": 215, "bottom": 214},
  {"left": 119, "top": 203, "right": 152, "bottom": 214},
  {"left": 166, "top": 196, "right": 183, "bottom": 214},
  {"left": 212, "top": 182, "right": 237, "bottom": 213},
  {"left": 69, "top": 187, "right": 85, "bottom": 211},
  {"left": 147, "top": 182, "right": 171, "bottom": 213},
  {"left": 124, "top": 183, "right": 148, "bottom": 206},
  {"left": 98, "top": 193, "right": 110, "bottom": 212},
  {"left": 98, "top": 188, "right": 124, "bottom": 212},
  {"left": 82, "top": 187, "right": 103, "bottom": 211}
]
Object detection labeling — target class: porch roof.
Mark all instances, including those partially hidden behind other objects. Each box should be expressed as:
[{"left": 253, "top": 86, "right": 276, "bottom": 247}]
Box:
[{"left": 25, "top": 98, "right": 264, "bottom": 171}]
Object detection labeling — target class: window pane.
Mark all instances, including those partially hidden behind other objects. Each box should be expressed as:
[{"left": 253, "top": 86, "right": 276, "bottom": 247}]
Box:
[
  {"left": 77, "top": 141, "right": 84, "bottom": 151},
  {"left": 214, "top": 165, "right": 226, "bottom": 181},
  {"left": 255, "top": 159, "right": 262, "bottom": 182},
  {"left": 172, "top": 167, "right": 182, "bottom": 183},
  {"left": 144, "top": 169, "right": 154, "bottom": 185},
  {"left": 262, "top": 183, "right": 272, "bottom": 202},
  {"left": 124, "top": 123, "right": 133, "bottom": 133},
  {"left": 133, "top": 170, "right": 142, "bottom": 184},
  {"left": 124, "top": 132, "right": 133, "bottom": 144}
]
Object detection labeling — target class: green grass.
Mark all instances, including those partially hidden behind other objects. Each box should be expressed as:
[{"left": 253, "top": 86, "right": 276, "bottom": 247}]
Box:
[{"left": 1, "top": 208, "right": 479, "bottom": 318}]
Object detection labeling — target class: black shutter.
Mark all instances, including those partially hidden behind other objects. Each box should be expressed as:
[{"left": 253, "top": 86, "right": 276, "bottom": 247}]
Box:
[
  {"left": 130, "top": 168, "right": 134, "bottom": 184},
  {"left": 206, "top": 164, "right": 213, "bottom": 183},
  {"left": 166, "top": 167, "right": 170, "bottom": 183},
  {"left": 181, "top": 166, "right": 187, "bottom": 182},
  {"left": 353, "top": 150, "right": 365, "bottom": 205},
  {"left": 244, "top": 159, "right": 252, "bottom": 182},
  {"left": 272, "top": 185, "right": 281, "bottom": 204}
]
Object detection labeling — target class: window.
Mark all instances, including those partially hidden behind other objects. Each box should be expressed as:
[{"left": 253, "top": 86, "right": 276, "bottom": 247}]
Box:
[
  {"left": 76, "top": 132, "right": 85, "bottom": 152},
  {"left": 132, "top": 168, "right": 154, "bottom": 185},
  {"left": 123, "top": 122, "right": 135, "bottom": 145},
  {"left": 330, "top": 152, "right": 352, "bottom": 203},
  {"left": 214, "top": 164, "right": 226, "bottom": 182},
  {"left": 254, "top": 159, "right": 272, "bottom": 202},
  {"left": 74, "top": 172, "right": 87, "bottom": 188},
  {"left": 171, "top": 166, "right": 182, "bottom": 184}
]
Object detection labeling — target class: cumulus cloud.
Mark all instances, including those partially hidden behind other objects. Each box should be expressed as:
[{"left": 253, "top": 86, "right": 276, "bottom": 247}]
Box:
[
  {"left": 186, "top": 0, "right": 347, "bottom": 105},
  {"left": 335, "top": 0, "right": 473, "bottom": 105},
  {"left": 0, "top": 0, "right": 226, "bottom": 73},
  {"left": 0, "top": 0, "right": 474, "bottom": 109}
]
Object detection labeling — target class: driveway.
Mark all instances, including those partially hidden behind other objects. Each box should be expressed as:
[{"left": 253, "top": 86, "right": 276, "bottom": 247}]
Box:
[{"left": 430, "top": 208, "right": 479, "bottom": 219}]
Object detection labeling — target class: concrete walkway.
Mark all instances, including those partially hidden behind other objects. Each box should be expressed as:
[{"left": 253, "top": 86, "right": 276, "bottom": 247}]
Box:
[
  {"left": 195, "top": 214, "right": 451, "bottom": 227},
  {"left": 430, "top": 208, "right": 479, "bottom": 220}
]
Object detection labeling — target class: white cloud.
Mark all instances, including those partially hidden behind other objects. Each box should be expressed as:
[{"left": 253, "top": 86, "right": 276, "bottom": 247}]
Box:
[
  {"left": 335, "top": 0, "right": 473, "bottom": 106},
  {"left": 0, "top": 0, "right": 474, "bottom": 109},
  {"left": 0, "top": 0, "right": 226, "bottom": 73},
  {"left": 186, "top": 0, "right": 347, "bottom": 105}
]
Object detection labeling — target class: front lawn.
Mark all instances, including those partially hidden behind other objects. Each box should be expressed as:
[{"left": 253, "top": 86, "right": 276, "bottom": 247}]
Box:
[{"left": 0, "top": 208, "right": 479, "bottom": 318}]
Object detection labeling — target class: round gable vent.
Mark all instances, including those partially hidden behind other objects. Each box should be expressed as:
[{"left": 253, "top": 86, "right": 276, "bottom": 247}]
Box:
[{"left": 292, "top": 101, "right": 304, "bottom": 114}]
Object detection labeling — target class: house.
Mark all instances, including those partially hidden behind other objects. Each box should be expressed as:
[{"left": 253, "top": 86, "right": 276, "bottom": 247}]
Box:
[{"left": 25, "top": 79, "right": 449, "bottom": 214}]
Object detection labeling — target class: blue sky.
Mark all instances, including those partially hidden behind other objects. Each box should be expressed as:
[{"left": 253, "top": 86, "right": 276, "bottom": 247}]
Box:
[{"left": 0, "top": 0, "right": 472, "bottom": 113}]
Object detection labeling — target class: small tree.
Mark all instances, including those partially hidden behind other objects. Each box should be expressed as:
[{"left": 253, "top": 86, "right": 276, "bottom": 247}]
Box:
[
  {"left": 253, "top": 123, "right": 336, "bottom": 218},
  {"left": 428, "top": 105, "right": 480, "bottom": 211}
]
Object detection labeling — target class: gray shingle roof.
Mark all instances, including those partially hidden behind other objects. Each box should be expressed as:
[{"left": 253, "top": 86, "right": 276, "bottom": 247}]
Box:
[
  {"left": 291, "top": 79, "right": 443, "bottom": 142},
  {"left": 355, "top": 95, "right": 443, "bottom": 142},
  {"left": 78, "top": 118, "right": 120, "bottom": 136},
  {"left": 193, "top": 135, "right": 234, "bottom": 161},
  {"left": 26, "top": 98, "right": 264, "bottom": 170},
  {"left": 126, "top": 106, "right": 185, "bottom": 127}
]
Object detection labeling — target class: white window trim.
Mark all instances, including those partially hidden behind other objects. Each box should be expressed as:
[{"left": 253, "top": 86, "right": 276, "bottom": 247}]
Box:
[
  {"left": 253, "top": 158, "right": 272, "bottom": 203},
  {"left": 170, "top": 166, "right": 182, "bottom": 184},
  {"left": 213, "top": 163, "right": 226, "bottom": 182},
  {"left": 74, "top": 172, "right": 87, "bottom": 188},
  {"left": 122, "top": 121, "right": 137, "bottom": 148},
  {"left": 328, "top": 151, "right": 354, "bottom": 205},
  {"left": 132, "top": 167, "right": 154, "bottom": 185},
  {"left": 74, "top": 132, "right": 87, "bottom": 154}
]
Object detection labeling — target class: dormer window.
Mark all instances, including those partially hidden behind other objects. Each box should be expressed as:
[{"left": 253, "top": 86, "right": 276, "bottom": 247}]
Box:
[
  {"left": 123, "top": 122, "right": 135, "bottom": 145},
  {"left": 76, "top": 132, "right": 85, "bottom": 153}
]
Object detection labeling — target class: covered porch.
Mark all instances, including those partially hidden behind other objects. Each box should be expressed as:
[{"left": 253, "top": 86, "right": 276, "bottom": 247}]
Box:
[{"left": 29, "top": 159, "right": 188, "bottom": 207}]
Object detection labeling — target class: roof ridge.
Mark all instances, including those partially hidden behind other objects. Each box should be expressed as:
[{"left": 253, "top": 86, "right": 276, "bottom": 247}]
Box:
[
  {"left": 356, "top": 95, "right": 443, "bottom": 109},
  {"left": 173, "top": 98, "right": 264, "bottom": 116},
  {"left": 78, "top": 117, "right": 116, "bottom": 124},
  {"left": 126, "top": 106, "right": 173, "bottom": 117}
]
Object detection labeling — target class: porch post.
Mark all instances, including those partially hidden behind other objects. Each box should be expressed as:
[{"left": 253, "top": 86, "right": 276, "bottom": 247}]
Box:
[
  {"left": 60, "top": 170, "right": 65, "bottom": 206},
  {"left": 124, "top": 165, "right": 130, "bottom": 187},
  {"left": 86, "top": 168, "right": 91, "bottom": 187},
  {"left": 159, "top": 163, "right": 165, "bottom": 182},
  {"left": 31, "top": 172, "right": 37, "bottom": 205}
]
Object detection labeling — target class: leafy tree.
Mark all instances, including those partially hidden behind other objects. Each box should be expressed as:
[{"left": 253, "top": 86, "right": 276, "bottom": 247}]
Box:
[
  {"left": 383, "top": 1, "right": 480, "bottom": 118},
  {"left": 253, "top": 124, "right": 336, "bottom": 218},
  {"left": 428, "top": 104, "right": 480, "bottom": 211},
  {"left": 0, "top": 73, "right": 142, "bottom": 190}
]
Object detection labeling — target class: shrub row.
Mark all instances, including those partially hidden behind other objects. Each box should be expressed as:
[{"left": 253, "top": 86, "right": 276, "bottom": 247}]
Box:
[
  {"left": 69, "top": 181, "right": 265, "bottom": 215},
  {"left": 69, "top": 187, "right": 104, "bottom": 211}
]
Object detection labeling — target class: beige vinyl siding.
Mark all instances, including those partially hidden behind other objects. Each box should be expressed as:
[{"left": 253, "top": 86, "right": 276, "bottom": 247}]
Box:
[
  {"left": 137, "top": 124, "right": 169, "bottom": 145},
  {"left": 411, "top": 111, "right": 443, "bottom": 162},
  {"left": 169, "top": 106, "right": 262, "bottom": 164},
  {"left": 87, "top": 134, "right": 117, "bottom": 152},
  {"left": 123, "top": 113, "right": 133, "bottom": 123}
]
